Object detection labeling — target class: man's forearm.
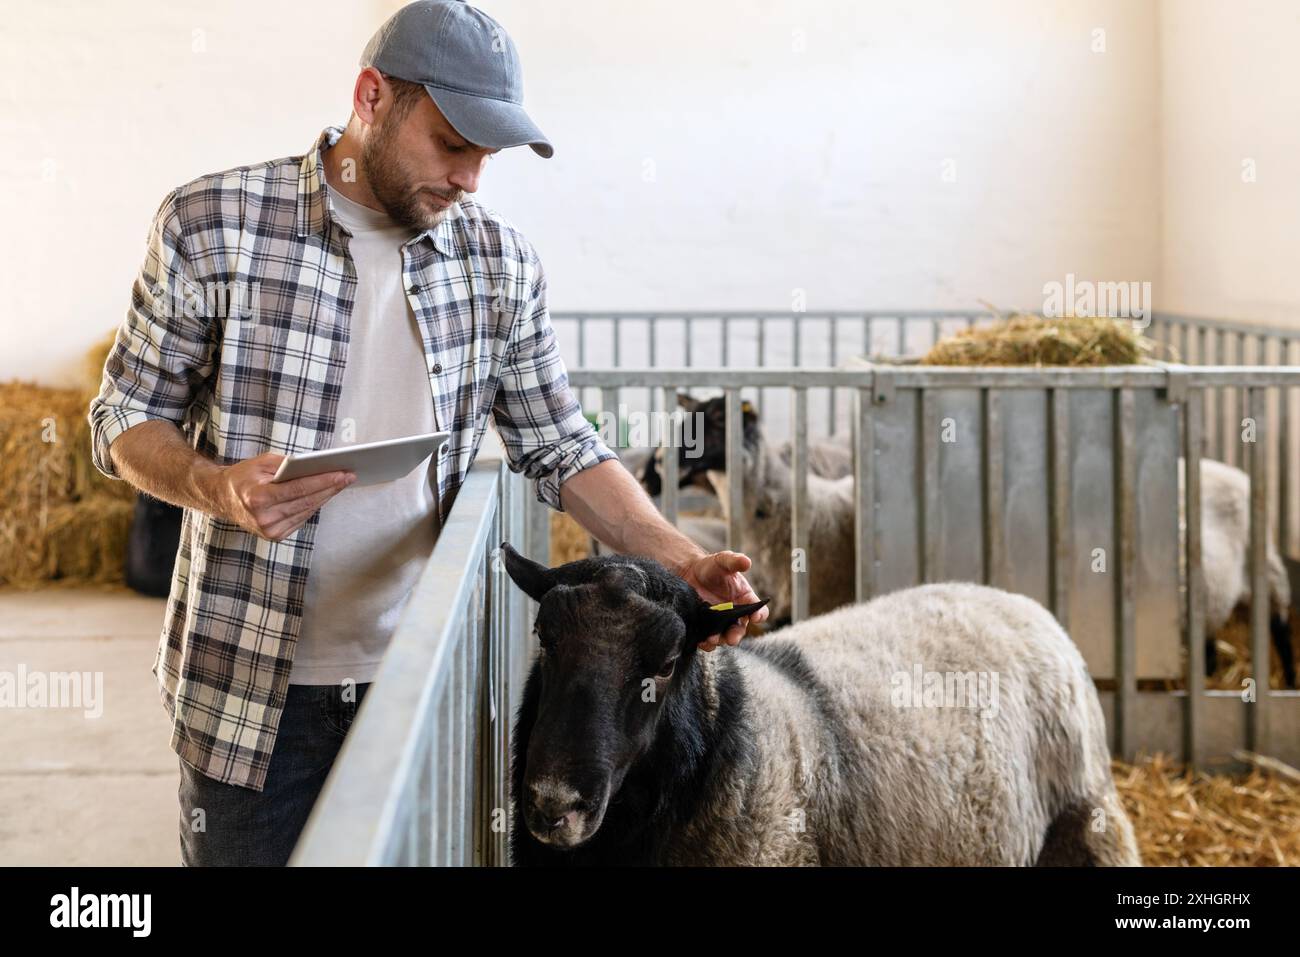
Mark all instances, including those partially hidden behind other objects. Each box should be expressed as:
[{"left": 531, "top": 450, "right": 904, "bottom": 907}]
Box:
[
  {"left": 559, "top": 459, "right": 708, "bottom": 575},
  {"left": 107, "top": 419, "right": 225, "bottom": 514}
]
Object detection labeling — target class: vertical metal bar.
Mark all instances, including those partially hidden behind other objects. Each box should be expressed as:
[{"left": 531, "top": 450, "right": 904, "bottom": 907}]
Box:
[
  {"left": 601, "top": 386, "right": 619, "bottom": 454},
  {"left": 829, "top": 319, "right": 839, "bottom": 432},
  {"left": 522, "top": 478, "right": 550, "bottom": 569},
  {"left": 416, "top": 721, "right": 432, "bottom": 865},
  {"left": 930, "top": 317, "right": 941, "bottom": 354},
  {"left": 648, "top": 316, "right": 657, "bottom": 367},
  {"left": 1197, "top": 326, "right": 1208, "bottom": 366},
  {"left": 438, "top": 677, "right": 454, "bottom": 865},
  {"left": 684, "top": 317, "right": 693, "bottom": 367},
  {"left": 1113, "top": 388, "right": 1137, "bottom": 760},
  {"left": 1247, "top": 387, "right": 1272, "bottom": 755},
  {"left": 1049, "top": 388, "right": 1072, "bottom": 630},
  {"left": 1281, "top": 340, "right": 1293, "bottom": 555},
  {"left": 452, "top": 635, "right": 467, "bottom": 865},
  {"left": 983, "top": 388, "right": 1004, "bottom": 587},
  {"left": 1183, "top": 390, "right": 1205, "bottom": 766},
  {"left": 758, "top": 317, "right": 768, "bottom": 420},
  {"left": 793, "top": 315, "right": 802, "bottom": 367},
  {"left": 720, "top": 317, "right": 730, "bottom": 368},
  {"left": 1237, "top": 332, "right": 1250, "bottom": 464},
  {"left": 921, "top": 388, "right": 940, "bottom": 583},
  {"left": 431, "top": 686, "right": 447, "bottom": 868},
  {"left": 724, "top": 389, "right": 744, "bottom": 551},
  {"left": 896, "top": 316, "right": 906, "bottom": 357},
  {"left": 853, "top": 385, "right": 874, "bottom": 602},
  {"left": 577, "top": 316, "right": 587, "bottom": 368},
  {"left": 612, "top": 315, "right": 621, "bottom": 369},
  {"left": 791, "top": 387, "right": 810, "bottom": 623},
  {"left": 660, "top": 385, "right": 679, "bottom": 526},
  {"left": 1217, "top": 330, "right": 1230, "bottom": 463}
]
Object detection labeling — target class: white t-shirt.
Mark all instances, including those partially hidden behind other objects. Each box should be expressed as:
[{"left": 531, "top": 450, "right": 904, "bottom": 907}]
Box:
[{"left": 289, "top": 181, "right": 441, "bottom": 685}]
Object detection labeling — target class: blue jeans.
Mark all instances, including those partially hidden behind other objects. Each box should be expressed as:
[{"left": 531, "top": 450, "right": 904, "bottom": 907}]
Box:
[{"left": 178, "top": 682, "right": 371, "bottom": 866}]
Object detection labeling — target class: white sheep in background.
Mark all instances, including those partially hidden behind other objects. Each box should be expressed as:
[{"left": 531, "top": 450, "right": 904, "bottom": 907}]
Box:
[
  {"left": 503, "top": 544, "right": 1140, "bottom": 866},
  {"left": 1184, "top": 457, "right": 1296, "bottom": 686}
]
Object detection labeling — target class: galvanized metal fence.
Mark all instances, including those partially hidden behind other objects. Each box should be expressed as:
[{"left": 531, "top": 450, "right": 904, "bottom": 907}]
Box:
[
  {"left": 565, "top": 362, "right": 1300, "bottom": 768},
  {"left": 291, "top": 451, "right": 545, "bottom": 866},
  {"left": 554, "top": 310, "right": 1300, "bottom": 559}
]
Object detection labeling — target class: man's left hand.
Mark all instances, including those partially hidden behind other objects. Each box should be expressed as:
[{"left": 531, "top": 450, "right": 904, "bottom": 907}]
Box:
[{"left": 678, "top": 550, "right": 769, "bottom": 651}]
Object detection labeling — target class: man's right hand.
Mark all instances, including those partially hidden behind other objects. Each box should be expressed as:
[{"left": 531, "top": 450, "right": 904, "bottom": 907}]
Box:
[{"left": 202, "top": 452, "right": 356, "bottom": 542}]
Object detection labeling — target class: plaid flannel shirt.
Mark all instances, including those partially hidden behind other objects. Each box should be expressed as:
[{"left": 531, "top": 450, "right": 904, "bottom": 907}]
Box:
[{"left": 89, "top": 125, "right": 616, "bottom": 791}]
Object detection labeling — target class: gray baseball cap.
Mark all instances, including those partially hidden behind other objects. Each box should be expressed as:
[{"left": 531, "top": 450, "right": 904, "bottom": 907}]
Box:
[{"left": 360, "top": 1, "right": 553, "bottom": 158}]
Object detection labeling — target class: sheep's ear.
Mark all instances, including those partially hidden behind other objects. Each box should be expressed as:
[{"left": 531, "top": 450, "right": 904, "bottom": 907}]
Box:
[
  {"left": 676, "top": 392, "right": 699, "bottom": 412},
  {"left": 688, "top": 598, "right": 770, "bottom": 643},
  {"left": 499, "top": 542, "right": 556, "bottom": 603}
]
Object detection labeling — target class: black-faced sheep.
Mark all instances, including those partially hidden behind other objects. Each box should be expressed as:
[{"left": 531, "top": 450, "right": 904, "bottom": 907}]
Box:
[
  {"left": 1186, "top": 458, "right": 1296, "bottom": 687},
  {"left": 501, "top": 542, "right": 1139, "bottom": 867},
  {"left": 640, "top": 394, "right": 851, "bottom": 495}
]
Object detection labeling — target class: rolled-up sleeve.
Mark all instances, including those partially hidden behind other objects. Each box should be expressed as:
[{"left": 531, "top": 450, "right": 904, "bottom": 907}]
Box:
[
  {"left": 491, "top": 254, "right": 617, "bottom": 511},
  {"left": 88, "top": 188, "right": 216, "bottom": 480}
]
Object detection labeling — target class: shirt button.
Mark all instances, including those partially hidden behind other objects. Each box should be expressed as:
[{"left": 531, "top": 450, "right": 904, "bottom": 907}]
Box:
[
  {"left": 408, "top": 284, "right": 421, "bottom": 295},
  {"left": 431, "top": 362, "right": 443, "bottom": 374}
]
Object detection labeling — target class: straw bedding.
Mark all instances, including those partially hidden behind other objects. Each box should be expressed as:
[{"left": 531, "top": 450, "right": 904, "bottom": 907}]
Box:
[{"left": 1115, "top": 754, "right": 1300, "bottom": 866}]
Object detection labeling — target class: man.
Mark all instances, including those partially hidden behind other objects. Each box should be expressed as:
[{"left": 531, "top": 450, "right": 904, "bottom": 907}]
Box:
[{"left": 88, "top": 0, "right": 767, "bottom": 867}]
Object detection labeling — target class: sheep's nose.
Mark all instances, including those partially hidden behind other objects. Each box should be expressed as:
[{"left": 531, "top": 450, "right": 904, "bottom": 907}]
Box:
[
  {"left": 545, "top": 809, "right": 578, "bottom": 832},
  {"left": 534, "top": 797, "right": 579, "bottom": 831}
]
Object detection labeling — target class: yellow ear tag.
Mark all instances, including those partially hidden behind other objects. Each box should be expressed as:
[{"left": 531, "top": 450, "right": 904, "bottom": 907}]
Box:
[{"left": 709, "top": 601, "right": 734, "bottom": 611}]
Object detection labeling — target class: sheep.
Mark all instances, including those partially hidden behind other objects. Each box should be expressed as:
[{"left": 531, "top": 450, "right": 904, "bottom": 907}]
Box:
[
  {"left": 705, "top": 425, "right": 858, "bottom": 625},
  {"left": 1183, "top": 457, "right": 1296, "bottom": 687},
  {"left": 500, "top": 542, "right": 1140, "bottom": 866},
  {"left": 640, "top": 394, "right": 851, "bottom": 495}
]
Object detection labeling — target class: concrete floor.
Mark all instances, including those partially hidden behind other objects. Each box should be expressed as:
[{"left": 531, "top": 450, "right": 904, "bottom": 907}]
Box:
[{"left": 0, "top": 585, "right": 177, "bottom": 866}]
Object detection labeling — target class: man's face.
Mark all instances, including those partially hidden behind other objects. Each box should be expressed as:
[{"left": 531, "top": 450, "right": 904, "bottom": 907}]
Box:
[{"left": 360, "top": 84, "right": 498, "bottom": 231}]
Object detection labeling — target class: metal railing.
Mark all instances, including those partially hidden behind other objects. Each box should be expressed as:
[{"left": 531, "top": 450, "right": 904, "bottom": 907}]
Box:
[
  {"left": 290, "top": 450, "right": 543, "bottom": 866},
  {"left": 556, "top": 310, "right": 1300, "bottom": 558},
  {"left": 567, "top": 363, "right": 1300, "bottom": 768}
]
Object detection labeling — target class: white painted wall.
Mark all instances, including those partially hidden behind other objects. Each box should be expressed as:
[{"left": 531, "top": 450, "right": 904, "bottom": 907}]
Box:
[
  {"left": 1158, "top": 0, "right": 1300, "bottom": 328},
  {"left": 477, "top": 0, "right": 1161, "bottom": 317},
  {"left": 2, "top": 0, "right": 1295, "bottom": 387}
]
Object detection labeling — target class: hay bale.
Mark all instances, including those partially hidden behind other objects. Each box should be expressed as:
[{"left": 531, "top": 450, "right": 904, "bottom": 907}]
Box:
[
  {"left": 1114, "top": 754, "right": 1300, "bottom": 866},
  {"left": 921, "top": 314, "right": 1150, "bottom": 367},
  {"left": 0, "top": 363, "right": 136, "bottom": 587}
]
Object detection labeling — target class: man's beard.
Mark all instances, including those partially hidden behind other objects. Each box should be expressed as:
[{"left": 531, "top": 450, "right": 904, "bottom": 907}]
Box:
[{"left": 360, "top": 117, "right": 463, "bottom": 232}]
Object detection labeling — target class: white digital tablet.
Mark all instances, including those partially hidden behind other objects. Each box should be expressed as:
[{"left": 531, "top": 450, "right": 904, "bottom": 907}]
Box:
[{"left": 272, "top": 431, "right": 450, "bottom": 488}]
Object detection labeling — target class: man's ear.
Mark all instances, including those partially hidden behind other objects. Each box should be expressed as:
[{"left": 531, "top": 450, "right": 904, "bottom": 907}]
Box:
[
  {"left": 687, "top": 598, "right": 770, "bottom": 644},
  {"left": 499, "top": 542, "right": 556, "bottom": 603}
]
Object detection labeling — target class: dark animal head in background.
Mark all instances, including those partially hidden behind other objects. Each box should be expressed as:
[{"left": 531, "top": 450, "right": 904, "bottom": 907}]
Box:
[
  {"left": 640, "top": 394, "right": 761, "bottom": 496},
  {"left": 499, "top": 542, "right": 766, "bottom": 852}
]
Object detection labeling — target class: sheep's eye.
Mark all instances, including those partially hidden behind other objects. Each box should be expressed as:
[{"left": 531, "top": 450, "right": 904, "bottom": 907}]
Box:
[{"left": 655, "top": 657, "right": 678, "bottom": 680}]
